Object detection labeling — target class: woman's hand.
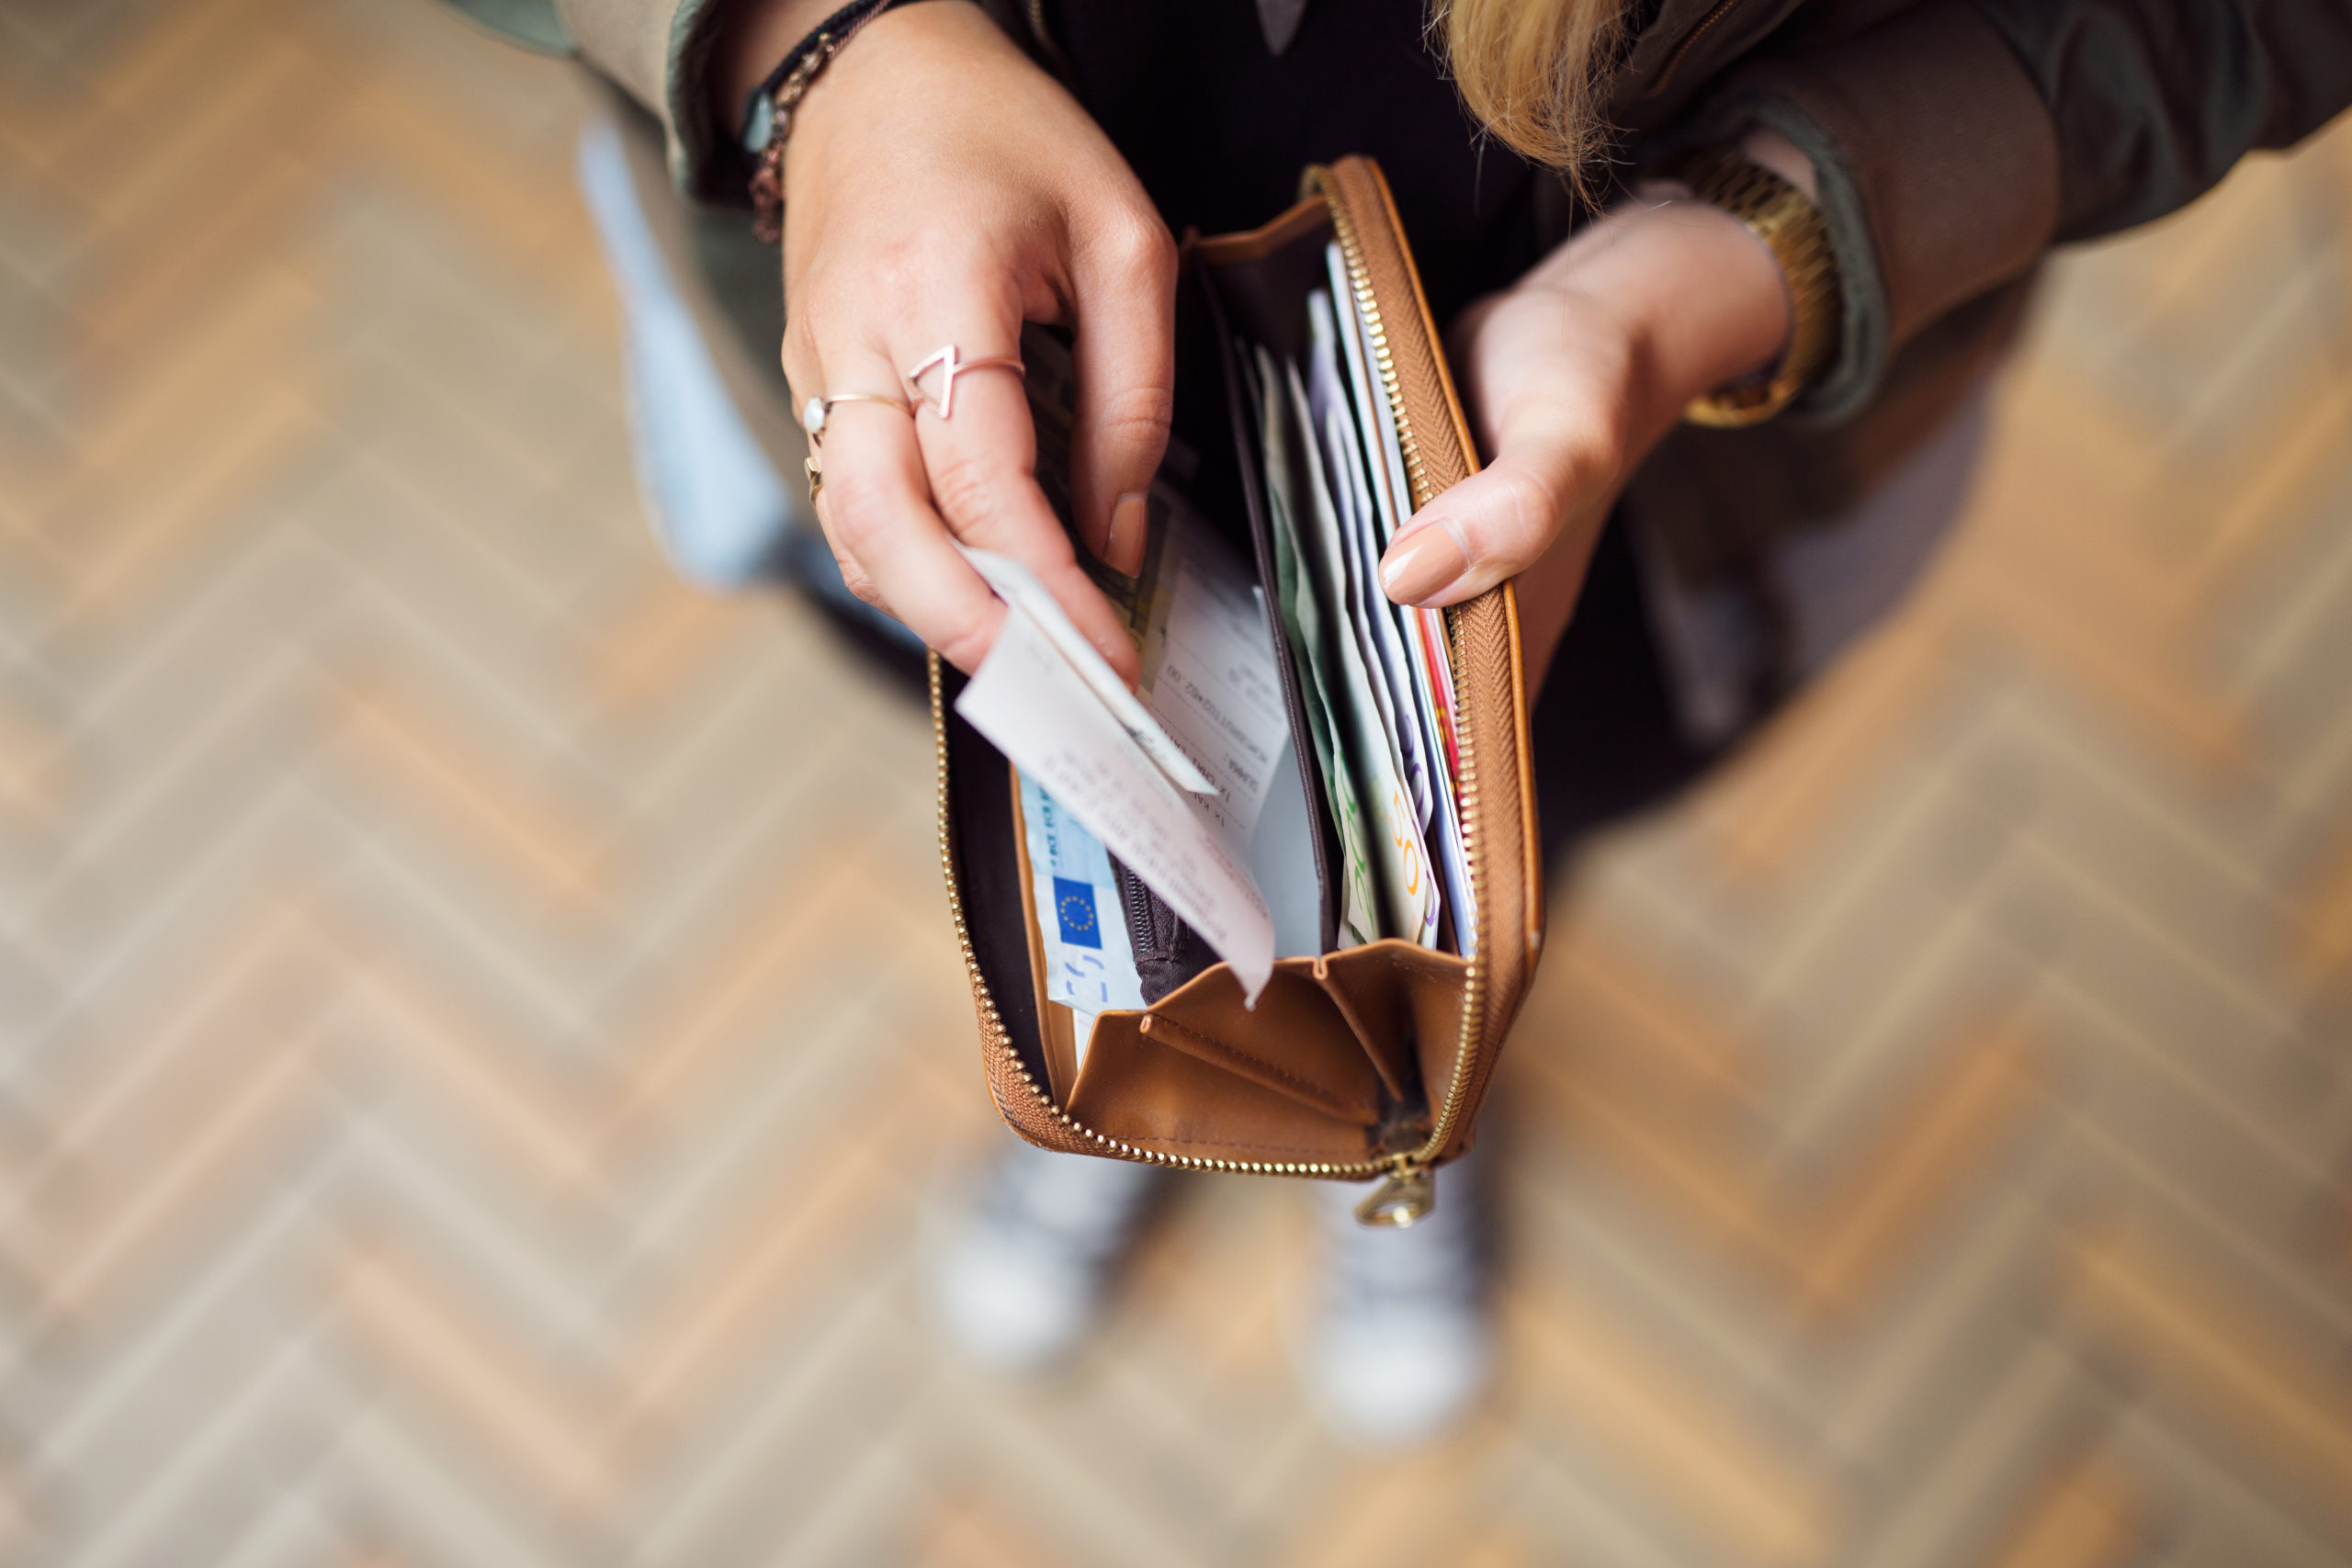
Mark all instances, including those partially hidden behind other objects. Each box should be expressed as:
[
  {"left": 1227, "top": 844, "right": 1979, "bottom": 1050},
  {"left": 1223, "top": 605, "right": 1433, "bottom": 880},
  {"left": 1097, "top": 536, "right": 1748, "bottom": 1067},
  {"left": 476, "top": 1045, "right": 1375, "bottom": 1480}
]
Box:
[
  {"left": 1380, "top": 135, "right": 1817, "bottom": 681},
  {"left": 729, "top": 1, "right": 1175, "bottom": 681}
]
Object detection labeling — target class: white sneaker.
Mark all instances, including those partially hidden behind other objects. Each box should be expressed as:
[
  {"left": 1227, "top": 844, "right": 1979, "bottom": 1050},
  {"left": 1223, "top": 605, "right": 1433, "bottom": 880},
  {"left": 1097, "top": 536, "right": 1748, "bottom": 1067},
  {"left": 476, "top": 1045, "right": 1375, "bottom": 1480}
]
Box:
[
  {"left": 1299, "top": 1152, "right": 1494, "bottom": 1448},
  {"left": 927, "top": 1139, "right": 1168, "bottom": 1372}
]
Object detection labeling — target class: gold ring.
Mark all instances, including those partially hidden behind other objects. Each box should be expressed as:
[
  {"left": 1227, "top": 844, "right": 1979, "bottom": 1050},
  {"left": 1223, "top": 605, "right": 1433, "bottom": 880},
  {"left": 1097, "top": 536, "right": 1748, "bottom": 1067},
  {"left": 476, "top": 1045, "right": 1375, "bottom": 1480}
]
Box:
[
  {"left": 901, "top": 344, "right": 1024, "bottom": 420},
  {"left": 801, "top": 391, "right": 912, "bottom": 449}
]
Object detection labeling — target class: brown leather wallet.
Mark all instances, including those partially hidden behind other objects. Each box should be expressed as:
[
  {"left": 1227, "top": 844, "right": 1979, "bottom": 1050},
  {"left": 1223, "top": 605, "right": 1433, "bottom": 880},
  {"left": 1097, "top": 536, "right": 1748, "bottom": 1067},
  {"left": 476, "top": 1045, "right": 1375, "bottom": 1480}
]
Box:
[{"left": 933, "top": 157, "right": 1543, "bottom": 1225}]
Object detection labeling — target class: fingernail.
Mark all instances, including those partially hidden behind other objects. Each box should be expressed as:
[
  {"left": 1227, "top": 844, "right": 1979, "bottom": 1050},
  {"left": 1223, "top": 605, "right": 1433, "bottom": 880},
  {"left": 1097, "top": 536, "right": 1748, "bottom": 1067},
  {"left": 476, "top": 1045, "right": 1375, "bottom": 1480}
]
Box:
[
  {"left": 1105, "top": 492, "right": 1148, "bottom": 577},
  {"left": 1381, "top": 522, "right": 1466, "bottom": 604}
]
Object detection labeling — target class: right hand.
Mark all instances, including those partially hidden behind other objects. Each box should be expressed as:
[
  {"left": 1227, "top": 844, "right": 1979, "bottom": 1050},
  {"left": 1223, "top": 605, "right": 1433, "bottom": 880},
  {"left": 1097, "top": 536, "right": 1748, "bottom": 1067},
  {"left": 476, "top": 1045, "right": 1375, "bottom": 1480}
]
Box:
[{"left": 762, "top": 1, "right": 1176, "bottom": 681}]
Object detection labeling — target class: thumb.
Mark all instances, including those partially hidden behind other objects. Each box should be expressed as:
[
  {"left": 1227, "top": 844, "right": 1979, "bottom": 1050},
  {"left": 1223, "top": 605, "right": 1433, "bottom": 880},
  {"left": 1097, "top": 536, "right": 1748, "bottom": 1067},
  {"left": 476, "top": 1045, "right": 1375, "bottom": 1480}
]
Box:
[{"left": 1379, "top": 411, "right": 1617, "bottom": 606}]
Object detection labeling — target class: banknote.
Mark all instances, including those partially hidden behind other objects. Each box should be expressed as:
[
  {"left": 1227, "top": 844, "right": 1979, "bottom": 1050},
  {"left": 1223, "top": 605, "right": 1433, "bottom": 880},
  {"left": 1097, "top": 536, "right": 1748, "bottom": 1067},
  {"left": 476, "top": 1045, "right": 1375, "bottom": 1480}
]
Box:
[
  {"left": 1018, "top": 772, "right": 1145, "bottom": 1058},
  {"left": 1306, "top": 288, "right": 1442, "bottom": 948},
  {"left": 1309, "top": 288, "right": 1432, "bottom": 834},
  {"left": 1280, "top": 356, "right": 1439, "bottom": 947},
  {"left": 1254, "top": 344, "right": 1380, "bottom": 950}
]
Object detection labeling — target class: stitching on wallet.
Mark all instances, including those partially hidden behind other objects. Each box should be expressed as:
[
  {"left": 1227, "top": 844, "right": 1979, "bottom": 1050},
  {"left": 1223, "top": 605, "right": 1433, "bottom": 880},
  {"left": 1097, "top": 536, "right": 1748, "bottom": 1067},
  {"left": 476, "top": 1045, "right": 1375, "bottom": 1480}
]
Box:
[{"left": 1148, "top": 1014, "right": 1357, "bottom": 1115}]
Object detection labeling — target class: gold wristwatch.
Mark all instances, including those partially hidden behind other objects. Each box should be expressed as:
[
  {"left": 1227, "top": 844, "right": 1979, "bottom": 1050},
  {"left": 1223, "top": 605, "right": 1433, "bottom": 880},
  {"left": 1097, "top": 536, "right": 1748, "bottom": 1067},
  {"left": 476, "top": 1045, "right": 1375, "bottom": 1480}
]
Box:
[{"left": 1657, "top": 144, "right": 1841, "bottom": 428}]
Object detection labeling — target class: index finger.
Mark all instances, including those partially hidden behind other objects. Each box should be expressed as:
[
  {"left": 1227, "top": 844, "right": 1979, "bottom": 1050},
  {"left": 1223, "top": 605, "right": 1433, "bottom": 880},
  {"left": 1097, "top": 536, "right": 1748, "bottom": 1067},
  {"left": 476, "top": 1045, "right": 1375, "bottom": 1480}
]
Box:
[{"left": 907, "top": 333, "right": 1142, "bottom": 687}]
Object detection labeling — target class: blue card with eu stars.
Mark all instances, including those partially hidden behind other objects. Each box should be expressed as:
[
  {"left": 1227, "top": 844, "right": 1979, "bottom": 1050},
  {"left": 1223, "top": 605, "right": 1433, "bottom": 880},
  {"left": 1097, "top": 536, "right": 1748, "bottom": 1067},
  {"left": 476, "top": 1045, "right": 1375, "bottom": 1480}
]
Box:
[
  {"left": 1052, "top": 876, "right": 1102, "bottom": 947},
  {"left": 1019, "top": 773, "right": 1145, "bottom": 1023}
]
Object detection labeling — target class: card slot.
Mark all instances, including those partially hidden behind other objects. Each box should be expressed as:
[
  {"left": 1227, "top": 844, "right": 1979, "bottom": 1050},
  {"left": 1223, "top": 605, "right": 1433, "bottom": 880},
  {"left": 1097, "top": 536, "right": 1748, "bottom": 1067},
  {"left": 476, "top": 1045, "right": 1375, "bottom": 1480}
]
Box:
[
  {"left": 1107, "top": 960, "right": 1384, "bottom": 1124},
  {"left": 1196, "top": 213, "right": 1344, "bottom": 362},
  {"left": 1064, "top": 936, "right": 1471, "bottom": 1145},
  {"left": 1317, "top": 942, "right": 1476, "bottom": 1151},
  {"left": 1315, "top": 953, "right": 1420, "bottom": 1107},
  {"left": 1069, "top": 995, "right": 1385, "bottom": 1164},
  {"left": 1134, "top": 1011, "right": 1376, "bottom": 1127}
]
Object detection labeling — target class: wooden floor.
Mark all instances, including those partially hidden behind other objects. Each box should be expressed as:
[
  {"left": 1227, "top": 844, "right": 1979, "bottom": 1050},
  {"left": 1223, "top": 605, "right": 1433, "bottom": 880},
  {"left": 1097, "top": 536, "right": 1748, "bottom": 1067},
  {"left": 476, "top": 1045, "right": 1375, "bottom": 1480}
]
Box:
[{"left": 4, "top": 1, "right": 2352, "bottom": 1563}]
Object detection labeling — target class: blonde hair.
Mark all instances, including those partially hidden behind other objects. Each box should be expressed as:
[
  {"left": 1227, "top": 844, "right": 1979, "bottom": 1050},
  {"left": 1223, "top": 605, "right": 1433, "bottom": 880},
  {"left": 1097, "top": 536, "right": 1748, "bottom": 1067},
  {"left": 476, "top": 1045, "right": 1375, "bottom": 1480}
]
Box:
[{"left": 1438, "top": 0, "right": 1629, "bottom": 202}]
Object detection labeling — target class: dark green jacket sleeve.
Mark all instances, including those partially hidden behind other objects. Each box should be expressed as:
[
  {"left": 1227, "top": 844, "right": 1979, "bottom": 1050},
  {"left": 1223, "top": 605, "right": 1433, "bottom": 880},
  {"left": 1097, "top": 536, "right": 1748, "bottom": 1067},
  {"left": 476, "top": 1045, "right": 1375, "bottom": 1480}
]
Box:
[
  {"left": 1970, "top": 0, "right": 2352, "bottom": 241},
  {"left": 1692, "top": 0, "right": 2352, "bottom": 421},
  {"left": 1690, "top": 2, "right": 2063, "bottom": 422}
]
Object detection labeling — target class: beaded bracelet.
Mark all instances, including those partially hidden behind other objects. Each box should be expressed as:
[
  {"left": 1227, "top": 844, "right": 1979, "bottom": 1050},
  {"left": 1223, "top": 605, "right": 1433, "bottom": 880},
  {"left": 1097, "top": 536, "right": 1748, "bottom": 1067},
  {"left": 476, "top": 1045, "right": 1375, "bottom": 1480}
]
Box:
[{"left": 741, "top": 0, "right": 936, "bottom": 243}]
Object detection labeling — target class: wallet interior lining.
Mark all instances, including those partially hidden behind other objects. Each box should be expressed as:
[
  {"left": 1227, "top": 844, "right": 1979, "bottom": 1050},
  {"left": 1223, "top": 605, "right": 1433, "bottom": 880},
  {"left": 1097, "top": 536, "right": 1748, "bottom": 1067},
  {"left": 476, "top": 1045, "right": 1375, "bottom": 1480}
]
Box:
[{"left": 944, "top": 680, "right": 1052, "bottom": 1096}]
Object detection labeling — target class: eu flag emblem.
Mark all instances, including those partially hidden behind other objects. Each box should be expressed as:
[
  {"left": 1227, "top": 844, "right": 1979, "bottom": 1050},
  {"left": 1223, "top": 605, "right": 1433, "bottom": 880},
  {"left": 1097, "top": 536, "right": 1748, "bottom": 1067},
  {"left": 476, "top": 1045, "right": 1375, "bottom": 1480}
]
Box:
[{"left": 1052, "top": 877, "right": 1102, "bottom": 948}]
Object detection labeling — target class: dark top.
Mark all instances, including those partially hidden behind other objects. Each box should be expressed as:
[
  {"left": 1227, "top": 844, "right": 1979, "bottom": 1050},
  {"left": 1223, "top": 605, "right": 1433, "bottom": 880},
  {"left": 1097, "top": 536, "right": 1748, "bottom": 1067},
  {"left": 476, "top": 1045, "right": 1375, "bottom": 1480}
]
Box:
[
  {"left": 1048, "top": 0, "right": 1550, "bottom": 326},
  {"left": 1049, "top": 0, "right": 1707, "bottom": 852}
]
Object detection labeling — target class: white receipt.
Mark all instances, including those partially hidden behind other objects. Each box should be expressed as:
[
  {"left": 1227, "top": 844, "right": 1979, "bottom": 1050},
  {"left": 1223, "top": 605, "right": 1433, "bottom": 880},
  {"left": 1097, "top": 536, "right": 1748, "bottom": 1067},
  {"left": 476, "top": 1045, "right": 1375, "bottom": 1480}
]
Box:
[
  {"left": 958, "top": 552, "right": 1282, "bottom": 1003},
  {"left": 955, "top": 545, "right": 1216, "bottom": 796},
  {"left": 1136, "top": 497, "right": 1295, "bottom": 843}
]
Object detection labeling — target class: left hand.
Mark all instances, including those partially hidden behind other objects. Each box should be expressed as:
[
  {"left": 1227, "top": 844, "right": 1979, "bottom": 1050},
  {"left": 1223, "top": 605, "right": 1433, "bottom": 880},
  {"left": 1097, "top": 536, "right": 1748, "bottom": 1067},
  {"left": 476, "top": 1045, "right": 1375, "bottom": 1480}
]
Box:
[{"left": 1380, "top": 134, "right": 1817, "bottom": 681}]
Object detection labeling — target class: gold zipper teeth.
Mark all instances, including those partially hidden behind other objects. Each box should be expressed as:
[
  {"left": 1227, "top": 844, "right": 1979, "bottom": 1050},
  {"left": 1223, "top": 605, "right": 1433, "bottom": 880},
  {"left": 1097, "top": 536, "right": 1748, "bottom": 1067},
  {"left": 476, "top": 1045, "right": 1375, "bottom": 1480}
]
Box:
[
  {"left": 934, "top": 167, "right": 1490, "bottom": 1185},
  {"left": 1421, "top": 614, "right": 1483, "bottom": 1158},
  {"left": 1310, "top": 164, "right": 1487, "bottom": 1177},
  {"left": 1656, "top": 0, "right": 1743, "bottom": 89}
]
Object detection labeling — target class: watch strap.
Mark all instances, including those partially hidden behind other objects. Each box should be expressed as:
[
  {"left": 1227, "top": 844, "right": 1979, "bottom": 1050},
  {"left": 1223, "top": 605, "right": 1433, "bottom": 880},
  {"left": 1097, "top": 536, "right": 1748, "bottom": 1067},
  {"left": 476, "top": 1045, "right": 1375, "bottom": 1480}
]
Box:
[{"left": 1657, "top": 144, "right": 1841, "bottom": 428}]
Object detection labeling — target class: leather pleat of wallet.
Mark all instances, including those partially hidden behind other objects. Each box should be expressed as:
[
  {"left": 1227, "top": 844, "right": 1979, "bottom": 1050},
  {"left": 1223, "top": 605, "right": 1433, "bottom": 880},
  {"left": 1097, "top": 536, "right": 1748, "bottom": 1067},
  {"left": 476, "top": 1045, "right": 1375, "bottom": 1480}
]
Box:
[{"left": 932, "top": 157, "right": 1544, "bottom": 1225}]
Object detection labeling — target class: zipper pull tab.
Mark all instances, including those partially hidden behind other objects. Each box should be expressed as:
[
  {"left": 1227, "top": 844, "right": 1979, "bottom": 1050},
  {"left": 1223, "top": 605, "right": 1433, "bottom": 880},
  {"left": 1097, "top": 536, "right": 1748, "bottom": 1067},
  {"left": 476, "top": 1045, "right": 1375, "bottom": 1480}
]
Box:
[{"left": 1354, "top": 1164, "right": 1435, "bottom": 1228}]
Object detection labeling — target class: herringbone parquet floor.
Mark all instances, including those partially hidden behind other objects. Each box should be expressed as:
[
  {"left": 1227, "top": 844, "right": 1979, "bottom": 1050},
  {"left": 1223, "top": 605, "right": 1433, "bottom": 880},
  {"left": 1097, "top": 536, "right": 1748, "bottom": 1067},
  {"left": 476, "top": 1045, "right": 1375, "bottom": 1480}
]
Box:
[{"left": 4, "top": 1, "right": 2352, "bottom": 1564}]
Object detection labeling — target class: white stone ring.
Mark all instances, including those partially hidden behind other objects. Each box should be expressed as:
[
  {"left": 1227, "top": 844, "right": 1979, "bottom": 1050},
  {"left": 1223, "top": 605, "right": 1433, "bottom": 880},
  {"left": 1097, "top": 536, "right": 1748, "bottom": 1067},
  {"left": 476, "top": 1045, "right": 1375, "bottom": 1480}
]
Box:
[
  {"left": 900, "top": 344, "right": 1024, "bottom": 420},
  {"left": 800, "top": 390, "right": 912, "bottom": 448}
]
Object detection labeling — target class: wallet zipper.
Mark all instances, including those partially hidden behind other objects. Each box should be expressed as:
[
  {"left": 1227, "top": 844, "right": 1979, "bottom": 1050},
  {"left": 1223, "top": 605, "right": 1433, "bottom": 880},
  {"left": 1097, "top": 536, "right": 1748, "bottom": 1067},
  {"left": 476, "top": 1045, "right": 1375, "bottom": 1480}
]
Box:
[
  {"left": 1309, "top": 164, "right": 1487, "bottom": 1222},
  {"left": 1653, "top": 0, "right": 1747, "bottom": 94},
  {"left": 933, "top": 168, "right": 1491, "bottom": 1212}
]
